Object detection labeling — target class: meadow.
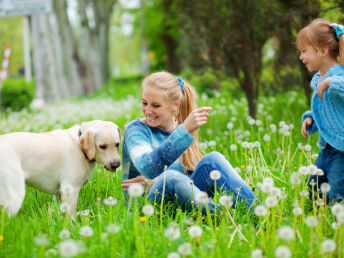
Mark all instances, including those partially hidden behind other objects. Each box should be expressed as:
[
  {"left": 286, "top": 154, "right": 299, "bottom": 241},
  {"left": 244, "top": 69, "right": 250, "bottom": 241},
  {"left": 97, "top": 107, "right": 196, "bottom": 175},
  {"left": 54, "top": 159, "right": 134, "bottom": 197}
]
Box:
[{"left": 0, "top": 79, "right": 342, "bottom": 258}]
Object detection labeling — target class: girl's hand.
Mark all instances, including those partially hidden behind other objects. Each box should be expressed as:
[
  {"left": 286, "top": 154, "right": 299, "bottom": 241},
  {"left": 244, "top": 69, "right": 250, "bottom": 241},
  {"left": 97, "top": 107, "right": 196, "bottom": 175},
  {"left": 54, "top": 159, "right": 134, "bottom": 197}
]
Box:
[
  {"left": 182, "top": 107, "right": 212, "bottom": 133},
  {"left": 301, "top": 116, "right": 313, "bottom": 138},
  {"left": 121, "top": 175, "right": 156, "bottom": 192},
  {"left": 317, "top": 77, "right": 332, "bottom": 100}
]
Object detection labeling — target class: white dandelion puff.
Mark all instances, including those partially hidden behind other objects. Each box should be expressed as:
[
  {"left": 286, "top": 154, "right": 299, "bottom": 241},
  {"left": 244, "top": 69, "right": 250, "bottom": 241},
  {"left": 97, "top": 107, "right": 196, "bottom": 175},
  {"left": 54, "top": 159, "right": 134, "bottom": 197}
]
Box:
[
  {"left": 195, "top": 192, "right": 208, "bottom": 205},
  {"left": 188, "top": 225, "right": 202, "bottom": 238},
  {"left": 104, "top": 196, "right": 118, "bottom": 206},
  {"left": 106, "top": 224, "right": 121, "bottom": 234},
  {"left": 305, "top": 216, "right": 318, "bottom": 228},
  {"left": 59, "top": 229, "right": 71, "bottom": 239},
  {"left": 265, "top": 196, "right": 278, "bottom": 208},
  {"left": 128, "top": 183, "right": 144, "bottom": 197},
  {"left": 165, "top": 225, "right": 181, "bottom": 240},
  {"left": 59, "top": 239, "right": 80, "bottom": 257},
  {"left": 34, "top": 234, "right": 49, "bottom": 246},
  {"left": 142, "top": 204, "right": 155, "bottom": 217},
  {"left": 219, "top": 195, "right": 233, "bottom": 207},
  {"left": 274, "top": 245, "right": 291, "bottom": 258},
  {"left": 80, "top": 226, "right": 93, "bottom": 237},
  {"left": 167, "top": 252, "right": 180, "bottom": 258},
  {"left": 210, "top": 170, "right": 221, "bottom": 180},
  {"left": 321, "top": 239, "right": 336, "bottom": 253},
  {"left": 60, "top": 202, "right": 71, "bottom": 213},
  {"left": 177, "top": 242, "right": 192, "bottom": 256},
  {"left": 277, "top": 226, "right": 295, "bottom": 241},
  {"left": 251, "top": 249, "right": 263, "bottom": 258},
  {"left": 254, "top": 205, "right": 267, "bottom": 216}
]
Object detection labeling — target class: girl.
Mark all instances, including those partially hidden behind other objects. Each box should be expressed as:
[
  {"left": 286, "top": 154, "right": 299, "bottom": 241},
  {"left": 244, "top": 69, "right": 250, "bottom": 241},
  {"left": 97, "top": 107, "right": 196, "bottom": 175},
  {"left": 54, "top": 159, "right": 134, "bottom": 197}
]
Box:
[
  {"left": 121, "top": 72, "right": 256, "bottom": 213},
  {"left": 298, "top": 18, "right": 344, "bottom": 202}
]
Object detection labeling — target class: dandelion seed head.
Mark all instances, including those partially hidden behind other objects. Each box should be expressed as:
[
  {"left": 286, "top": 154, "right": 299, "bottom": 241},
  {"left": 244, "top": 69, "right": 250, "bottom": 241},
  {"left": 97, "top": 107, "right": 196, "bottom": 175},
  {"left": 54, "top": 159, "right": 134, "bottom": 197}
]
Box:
[
  {"left": 165, "top": 225, "right": 181, "bottom": 240},
  {"left": 277, "top": 226, "right": 295, "bottom": 241},
  {"left": 219, "top": 195, "right": 233, "bottom": 207},
  {"left": 305, "top": 216, "right": 318, "bottom": 228},
  {"left": 321, "top": 239, "right": 336, "bottom": 253},
  {"left": 274, "top": 245, "right": 291, "bottom": 258},
  {"left": 290, "top": 173, "right": 301, "bottom": 185},
  {"left": 59, "top": 229, "right": 70, "bottom": 240},
  {"left": 177, "top": 242, "right": 192, "bottom": 256},
  {"left": 59, "top": 239, "right": 80, "bottom": 257},
  {"left": 251, "top": 248, "right": 263, "bottom": 258},
  {"left": 298, "top": 166, "right": 309, "bottom": 175},
  {"left": 60, "top": 202, "right": 71, "bottom": 213},
  {"left": 304, "top": 144, "right": 312, "bottom": 151},
  {"left": 106, "top": 224, "right": 120, "bottom": 234},
  {"left": 128, "top": 183, "right": 144, "bottom": 197},
  {"left": 210, "top": 170, "right": 221, "bottom": 180},
  {"left": 79, "top": 226, "right": 93, "bottom": 237},
  {"left": 142, "top": 204, "right": 154, "bottom": 217},
  {"left": 331, "top": 203, "right": 344, "bottom": 216},
  {"left": 188, "top": 225, "right": 202, "bottom": 238},
  {"left": 60, "top": 184, "right": 74, "bottom": 195},
  {"left": 230, "top": 144, "right": 237, "bottom": 151},
  {"left": 34, "top": 234, "right": 49, "bottom": 246},
  {"left": 265, "top": 196, "right": 278, "bottom": 208},
  {"left": 167, "top": 252, "right": 180, "bottom": 258},
  {"left": 254, "top": 205, "right": 267, "bottom": 216},
  {"left": 195, "top": 192, "right": 208, "bottom": 205},
  {"left": 103, "top": 196, "right": 118, "bottom": 206},
  {"left": 292, "top": 207, "right": 303, "bottom": 216},
  {"left": 263, "top": 134, "right": 271, "bottom": 142}
]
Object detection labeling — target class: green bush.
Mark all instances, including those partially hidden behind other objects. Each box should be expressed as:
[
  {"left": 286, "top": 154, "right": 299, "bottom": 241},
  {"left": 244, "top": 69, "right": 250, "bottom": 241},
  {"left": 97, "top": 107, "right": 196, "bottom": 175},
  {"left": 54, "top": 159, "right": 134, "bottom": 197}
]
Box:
[{"left": 1, "top": 79, "right": 35, "bottom": 111}]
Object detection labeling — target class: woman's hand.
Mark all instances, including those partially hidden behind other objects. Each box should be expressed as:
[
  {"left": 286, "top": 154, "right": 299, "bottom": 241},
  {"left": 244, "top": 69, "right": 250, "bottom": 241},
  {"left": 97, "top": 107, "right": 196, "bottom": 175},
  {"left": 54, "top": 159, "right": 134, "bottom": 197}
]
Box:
[
  {"left": 182, "top": 107, "right": 212, "bottom": 133},
  {"left": 317, "top": 77, "right": 332, "bottom": 100},
  {"left": 121, "top": 175, "right": 156, "bottom": 193},
  {"left": 301, "top": 116, "right": 313, "bottom": 138}
]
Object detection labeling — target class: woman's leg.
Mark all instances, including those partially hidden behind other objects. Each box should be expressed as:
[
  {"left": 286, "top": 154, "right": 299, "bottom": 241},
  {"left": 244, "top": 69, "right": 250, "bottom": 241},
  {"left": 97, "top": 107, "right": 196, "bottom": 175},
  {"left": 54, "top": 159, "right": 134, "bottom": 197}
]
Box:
[
  {"left": 190, "top": 151, "right": 256, "bottom": 207},
  {"left": 147, "top": 170, "right": 217, "bottom": 213}
]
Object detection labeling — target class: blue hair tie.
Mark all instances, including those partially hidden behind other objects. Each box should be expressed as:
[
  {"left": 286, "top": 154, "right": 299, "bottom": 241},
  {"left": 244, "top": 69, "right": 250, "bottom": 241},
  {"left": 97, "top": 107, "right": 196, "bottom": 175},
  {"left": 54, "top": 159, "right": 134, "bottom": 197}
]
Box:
[
  {"left": 176, "top": 76, "right": 184, "bottom": 91},
  {"left": 330, "top": 23, "right": 344, "bottom": 40}
]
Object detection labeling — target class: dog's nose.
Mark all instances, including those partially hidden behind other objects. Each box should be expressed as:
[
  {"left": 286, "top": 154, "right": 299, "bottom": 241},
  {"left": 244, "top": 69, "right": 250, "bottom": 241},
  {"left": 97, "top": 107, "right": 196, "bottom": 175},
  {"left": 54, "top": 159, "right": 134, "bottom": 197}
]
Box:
[{"left": 110, "top": 161, "right": 120, "bottom": 170}]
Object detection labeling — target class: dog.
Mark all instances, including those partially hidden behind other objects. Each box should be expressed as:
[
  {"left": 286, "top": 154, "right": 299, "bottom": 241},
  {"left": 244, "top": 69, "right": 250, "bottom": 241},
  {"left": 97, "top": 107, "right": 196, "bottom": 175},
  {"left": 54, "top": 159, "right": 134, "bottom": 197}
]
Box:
[{"left": 0, "top": 120, "right": 121, "bottom": 217}]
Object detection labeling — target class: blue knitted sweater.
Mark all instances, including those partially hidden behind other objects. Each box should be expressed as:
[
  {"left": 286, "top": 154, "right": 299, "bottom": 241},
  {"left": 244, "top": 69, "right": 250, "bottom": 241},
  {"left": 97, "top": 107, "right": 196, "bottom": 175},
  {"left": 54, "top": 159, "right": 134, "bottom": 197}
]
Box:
[
  {"left": 302, "top": 64, "right": 344, "bottom": 150},
  {"left": 122, "top": 119, "right": 194, "bottom": 181}
]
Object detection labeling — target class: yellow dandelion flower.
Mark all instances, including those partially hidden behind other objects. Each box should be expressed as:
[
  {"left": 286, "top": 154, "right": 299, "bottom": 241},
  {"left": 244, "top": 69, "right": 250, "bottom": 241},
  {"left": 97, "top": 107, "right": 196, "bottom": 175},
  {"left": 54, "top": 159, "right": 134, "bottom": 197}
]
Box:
[
  {"left": 139, "top": 216, "right": 148, "bottom": 222},
  {"left": 0, "top": 235, "right": 4, "bottom": 242},
  {"left": 241, "top": 165, "right": 246, "bottom": 169}
]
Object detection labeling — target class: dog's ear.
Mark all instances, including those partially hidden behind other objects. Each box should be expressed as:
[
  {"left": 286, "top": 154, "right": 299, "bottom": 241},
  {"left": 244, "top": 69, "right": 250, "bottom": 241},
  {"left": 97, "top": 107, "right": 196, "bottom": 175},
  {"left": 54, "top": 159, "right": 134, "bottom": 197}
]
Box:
[
  {"left": 117, "top": 127, "right": 121, "bottom": 141},
  {"left": 80, "top": 130, "right": 96, "bottom": 160}
]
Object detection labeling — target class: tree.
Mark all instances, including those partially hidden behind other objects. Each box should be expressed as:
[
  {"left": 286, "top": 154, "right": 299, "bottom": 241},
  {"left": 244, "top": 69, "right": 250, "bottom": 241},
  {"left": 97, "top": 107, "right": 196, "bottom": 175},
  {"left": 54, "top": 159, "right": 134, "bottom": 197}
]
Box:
[{"left": 31, "top": 0, "right": 116, "bottom": 101}]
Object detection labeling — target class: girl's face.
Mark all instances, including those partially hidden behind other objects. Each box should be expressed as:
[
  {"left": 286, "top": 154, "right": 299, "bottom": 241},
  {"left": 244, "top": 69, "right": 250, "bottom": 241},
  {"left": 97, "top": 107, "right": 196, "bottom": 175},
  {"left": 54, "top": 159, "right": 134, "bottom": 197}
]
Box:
[
  {"left": 299, "top": 44, "right": 323, "bottom": 72},
  {"left": 141, "top": 86, "right": 179, "bottom": 131}
]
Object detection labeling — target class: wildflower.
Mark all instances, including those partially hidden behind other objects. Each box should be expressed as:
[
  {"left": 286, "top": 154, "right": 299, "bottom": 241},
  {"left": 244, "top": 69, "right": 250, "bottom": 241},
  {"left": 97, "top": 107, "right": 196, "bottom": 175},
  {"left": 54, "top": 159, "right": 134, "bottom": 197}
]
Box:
[
  {"left": 270, "top": 124, "right": 276, "bottom": 132},
  {"left": 195, "top": 192, "right": 208, "bottom": 205},
  {"left": 289, "top": 173, "right": 301, "bottom": 185},
  {"left": 305, "top": 216, "right": 318, "bottom": 228},
  {"left": 321, "top": 239, "right": 336, "bottom": 253},
  {"left": 142, "top": 204, "right": 154, "bottom": 217},
  {"left": 210, "top": 170, "right": 221, "bottom": 180},
  {"left": 274, "top": 245, "right": 291, "bottom": 258},
  {"left": 307, "top": 164, "right": 317, "bottom": 175},
  {"left": 263, "top": 134, "right": 271, "bottom": 142},
  {"left": 80, "top": 226, "right": 93, "bottom": 237},
  {"left": 316, "top": 168, "right": 324, "bottom": 176},
  {"left": 60, "top": 202, "right": 71, "bottom": 213},
  {"left": 165, "top": 225, "right": 181, "bottom": 240},
  {"left": 299, "top": 190, "right": 309, "bottom": 197},
  {"left": 256, "top": 120, "right": 262, "bottom": 126},
  {"left": 0, "top": 235, "right": 3, "bottom": 242},
  {"left": 188, "top": 225, "right": 202, "bottom": 238},
  {"left": 227, "top": 122, "right": 234, "bottom": 129},
  {"left": 208, "top": 140, "right": 216, "bottom": 147},
  {"left": 304, "top": 144, "right": 311, "bottom": 151},
  {"left": 316, "top": 199, "right": 325, "bottom": 206},
  {"left": 103, "top": 196, "right": 117, "bottom": 206},
  {"left": 80, "top": 209, "right": 90, "bottom": 216},
  {"left": 251, "top": 249, "right": 263, "bottom": 258},
  {"left": 241, "top": 165, "right": 246, "bottom": 169},
  {"left": 311, "top": 154, "right": 318, "bottom": 159},
  {"left": 60, "top": 184, "right": 73, "bottom": 195},
  {"left": 34, "top": 233, "right": 49, "bottom": 246},
  {"left": 139, "top": 216, "right": 148, "bottom": 222},
  {"left": 331, "top": 203, "right": 344, "bottom": 216},
  {"left": 59, "top": 229, "right": 71, "bottom": 239},
  {"left": 128, "top": 183, "right": 144, "bottom": 197},
  {"left": 185, "top": 217, "right": 194, "bottom": 225},
  {"left": 298, "top": 143, "right": 304, "bottom": 150},
  {"left": 270, "top": 187, "right": 282, "bottom": 199},
  {"left": 219, "top": 195, "right": 233, "bottom": 207},
  {"left": 248, "top": 119, "right": 255, "bottom": 125},
  {"left": 59, "top": 239, "right": 80, "bottom": 257},
  {"left": 292, "top": 207, "right": 303, "bottom": 216},
  {"left": 106, "top": 224, "right": 120, "bottom": 234},
  {"left": 167, "top": 252, "right": 180, "bottom": 258},
  {"left": 230, "top": 144, "right": 237, "bottom": 151},
  {"left": 335, "top": 211, "right": 344, "bottom": 223},
  {"left": 177, "top": 242, "right": 192, "bottom": 256},
  {"left": 254, "top": 205, "right": 267, "bottom": 216},
  {"left": 332, "top": 222, "right": 340, "bottom": 229},
  {"left": 265, "top": 196, "right": 278, "bottom": 208},
  {"left": 298, "top": 166, "right": 308, "bottom": 175},
  {"left": 244, "top": 130, "right": 251, "bottom": 136},
  {"left": 277, "top": 226, "right": 295, "bottom": 241}
]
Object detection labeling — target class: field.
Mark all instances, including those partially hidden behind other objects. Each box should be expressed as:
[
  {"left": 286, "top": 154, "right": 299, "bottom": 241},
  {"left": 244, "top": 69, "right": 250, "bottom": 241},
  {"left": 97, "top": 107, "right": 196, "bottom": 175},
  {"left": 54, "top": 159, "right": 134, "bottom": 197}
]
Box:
[{"left": 0, "top": 80, "right": 342, "bottom": 258}]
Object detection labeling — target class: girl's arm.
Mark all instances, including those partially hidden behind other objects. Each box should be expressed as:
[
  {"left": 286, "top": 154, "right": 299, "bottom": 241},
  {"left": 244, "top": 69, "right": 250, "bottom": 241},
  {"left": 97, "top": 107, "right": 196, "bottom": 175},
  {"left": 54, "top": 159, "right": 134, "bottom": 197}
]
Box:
[
  {"left": 302, "top": 110, "right": 318, "bottom": 134},
  {"left": 327, "top": 76, "right": 344, "bottom": 97},
  {"left": 124, "top": 122, "right": 194, "bottom": 179}
]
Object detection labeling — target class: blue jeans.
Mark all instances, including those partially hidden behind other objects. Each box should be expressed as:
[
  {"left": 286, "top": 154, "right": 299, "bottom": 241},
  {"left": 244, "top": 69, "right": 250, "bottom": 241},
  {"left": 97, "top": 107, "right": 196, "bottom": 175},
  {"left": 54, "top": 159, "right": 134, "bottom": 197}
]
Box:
[
  {"left": 147, "top": 152, "right": 256, "bottom": 213},
  {"left": 308, "top": 144, "right": 344, "bottom": 202}
]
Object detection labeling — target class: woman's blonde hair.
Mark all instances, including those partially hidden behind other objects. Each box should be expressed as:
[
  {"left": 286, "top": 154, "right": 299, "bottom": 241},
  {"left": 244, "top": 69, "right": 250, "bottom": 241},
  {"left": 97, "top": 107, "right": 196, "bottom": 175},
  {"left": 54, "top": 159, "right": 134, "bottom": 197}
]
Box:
[
  {"left": 141, "top": 71, "right": 202, "bottom": 172},
  {"left": 296, "top": 18, "right": 344, "bottom": 65}
]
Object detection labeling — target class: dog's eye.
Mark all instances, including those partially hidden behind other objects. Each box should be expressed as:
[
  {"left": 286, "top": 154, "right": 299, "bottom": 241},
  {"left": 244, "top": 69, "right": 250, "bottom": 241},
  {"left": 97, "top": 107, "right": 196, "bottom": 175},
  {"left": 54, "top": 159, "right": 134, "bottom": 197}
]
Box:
[
  {"left": 99, "top": 145, "right": 107, "bottom": 150},
  {"left": 116, "top": 143, "right": 120, "bottom": 148}
]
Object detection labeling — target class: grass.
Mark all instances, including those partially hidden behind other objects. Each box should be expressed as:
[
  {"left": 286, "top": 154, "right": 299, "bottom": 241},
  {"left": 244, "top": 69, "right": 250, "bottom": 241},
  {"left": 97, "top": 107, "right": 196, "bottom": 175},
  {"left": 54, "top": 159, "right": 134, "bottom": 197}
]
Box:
[{"left": 0, "top": 81, "right": 342, "bottom": 258}]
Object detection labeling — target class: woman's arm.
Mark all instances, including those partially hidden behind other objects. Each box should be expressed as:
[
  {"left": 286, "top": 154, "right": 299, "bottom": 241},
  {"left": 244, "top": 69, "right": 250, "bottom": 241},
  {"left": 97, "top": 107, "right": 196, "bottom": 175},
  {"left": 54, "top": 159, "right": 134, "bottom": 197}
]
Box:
[{"left": 124, "top": 122, "right": 194, "bottom": 179}]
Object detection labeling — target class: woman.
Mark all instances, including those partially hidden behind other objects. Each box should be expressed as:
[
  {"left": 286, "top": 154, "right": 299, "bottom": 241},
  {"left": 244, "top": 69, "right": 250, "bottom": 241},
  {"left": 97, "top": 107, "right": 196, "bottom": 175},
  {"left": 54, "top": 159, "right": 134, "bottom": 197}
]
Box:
[{"left": 121, "top": 72, "right": 256, "bottom": 212}]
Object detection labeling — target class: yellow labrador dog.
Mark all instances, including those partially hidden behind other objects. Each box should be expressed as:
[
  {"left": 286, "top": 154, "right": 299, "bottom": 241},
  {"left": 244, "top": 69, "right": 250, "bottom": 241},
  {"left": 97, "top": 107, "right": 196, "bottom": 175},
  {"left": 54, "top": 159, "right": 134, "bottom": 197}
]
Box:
[{"left": 0, "top": 120, "right": 121, "bottom": 217}]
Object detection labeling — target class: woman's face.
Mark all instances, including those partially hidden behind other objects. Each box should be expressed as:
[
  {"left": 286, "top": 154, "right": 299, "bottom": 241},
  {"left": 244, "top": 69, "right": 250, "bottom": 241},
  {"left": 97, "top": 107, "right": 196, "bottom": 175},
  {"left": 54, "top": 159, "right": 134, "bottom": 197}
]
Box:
[{"left": 141, "top": 86, "right": 179, "bottom": 131}]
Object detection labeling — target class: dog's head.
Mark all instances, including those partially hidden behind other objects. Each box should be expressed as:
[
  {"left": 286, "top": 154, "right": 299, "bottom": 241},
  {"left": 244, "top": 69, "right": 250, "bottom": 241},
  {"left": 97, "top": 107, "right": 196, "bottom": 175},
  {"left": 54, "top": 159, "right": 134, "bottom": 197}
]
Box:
[{"left": 79, "top": 120, "right": 121, "bottom": 172}]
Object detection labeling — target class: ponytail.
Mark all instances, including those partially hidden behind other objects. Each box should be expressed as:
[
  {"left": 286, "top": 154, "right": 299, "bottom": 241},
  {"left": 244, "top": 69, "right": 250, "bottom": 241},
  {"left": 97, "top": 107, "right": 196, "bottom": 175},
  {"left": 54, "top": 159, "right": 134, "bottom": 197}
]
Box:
[
  {"left": 177, "top": 82, "right": 203, "bottom": 172},
  {"left": 340, "top": 35, "right": 344, "bottom": 65}
]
